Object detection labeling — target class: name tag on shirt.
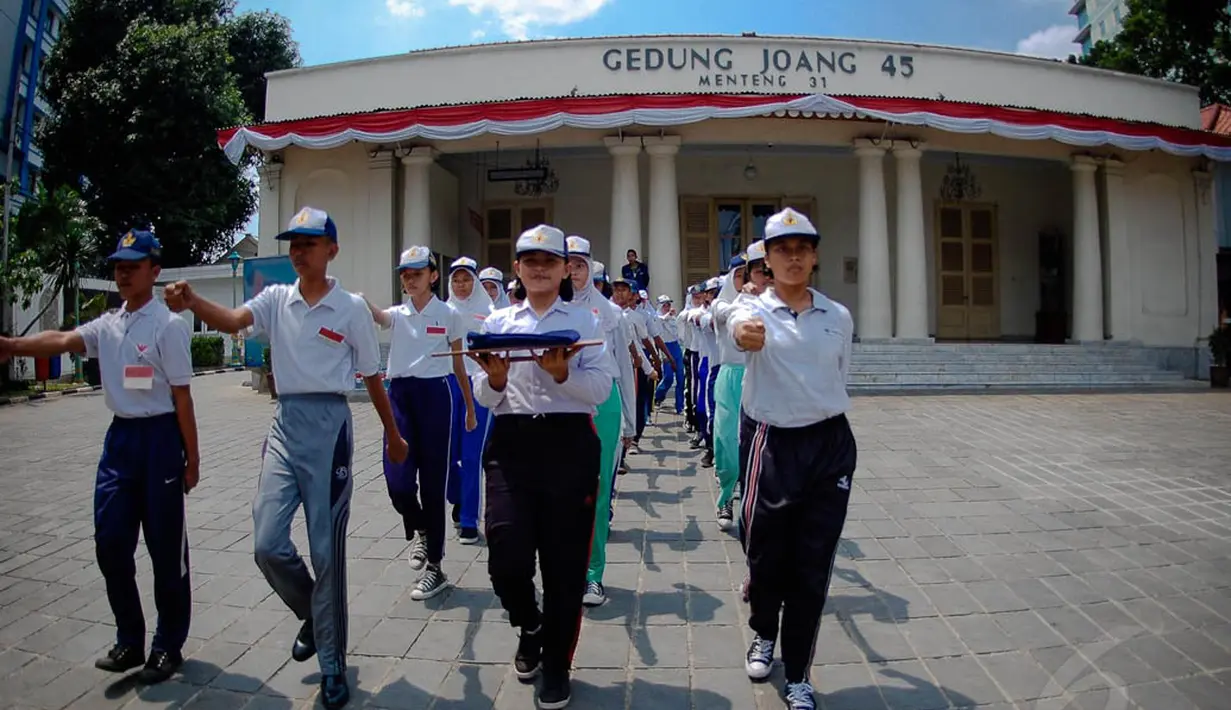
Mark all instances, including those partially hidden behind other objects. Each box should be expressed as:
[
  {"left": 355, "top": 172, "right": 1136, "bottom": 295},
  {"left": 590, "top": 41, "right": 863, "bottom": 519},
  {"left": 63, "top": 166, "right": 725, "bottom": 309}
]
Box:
[
  {"left": 318, "top": 327, "right": 345, "bottom": 345},
  {"left": 472, "top": 314, "right": 487, "bottom": 322},
  {"left": 426, "top": 325, "right": 447, "bottom": 336},
  {"left": 123, "top": 365, "right": 155, "bottom": 390}
]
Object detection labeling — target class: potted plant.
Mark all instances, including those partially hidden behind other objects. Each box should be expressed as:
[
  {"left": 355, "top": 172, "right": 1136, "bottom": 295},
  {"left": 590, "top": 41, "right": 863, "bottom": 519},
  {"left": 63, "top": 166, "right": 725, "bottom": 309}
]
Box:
[
  {"left": 1209, "top": 324, "right": 1230, "bottom": 389},
  {"left": 262, "top": 346, "right": 277, "bottom": 400}
]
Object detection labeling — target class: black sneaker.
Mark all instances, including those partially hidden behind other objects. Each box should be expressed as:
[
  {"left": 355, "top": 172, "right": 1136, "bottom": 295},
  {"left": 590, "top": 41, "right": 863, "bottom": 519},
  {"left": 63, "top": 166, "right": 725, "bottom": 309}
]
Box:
[
  {"left": 538, "top": 669, "right": 571, "bottom": 709},
  {"left": 458, "top": 527, "right": 480, "bottom": 545},
  {"left": 95, "top": 644, "right": 144, "bottom": 673},
  {"left": 701, "top": 450, "right": 714, "bottom": 468},
  {"left": 321, "top": 672, "right": 350, "bottom": 710},
  {"left": 136, "top": 649, "right": 182, "bottom": 684},
  {"left": 292, "top": 618, "right": 316, "bottom": 662},
  {"left": 514, "top": 625, "right": 542, "bottom": 680},
  {"left": 784, "top": 679, "right": 817, "bottom": 710},
  {"left": 745, "top": 635, "right": 775, "bottom": 680},
  {"left": 410, "top": 563, "right": 451, "bottom": 601},
  {"left": 582, "top": 581, "right": 606, "bottom": 607},
  {"left": 451, "top": 504, "right": 461, "bottom": 529},
  {"left": 408, "top": 532, "right": 428, "bottom": 571},
  {"left": 717, "top": 501, "right": 734, "bottom": 531}
]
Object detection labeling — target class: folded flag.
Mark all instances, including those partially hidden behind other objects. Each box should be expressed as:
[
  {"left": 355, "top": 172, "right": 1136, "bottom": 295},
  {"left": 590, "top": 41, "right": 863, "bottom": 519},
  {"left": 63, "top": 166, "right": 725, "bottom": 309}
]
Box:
[{"left": 467, "top": 329, "right": 581, "bottom": 351}]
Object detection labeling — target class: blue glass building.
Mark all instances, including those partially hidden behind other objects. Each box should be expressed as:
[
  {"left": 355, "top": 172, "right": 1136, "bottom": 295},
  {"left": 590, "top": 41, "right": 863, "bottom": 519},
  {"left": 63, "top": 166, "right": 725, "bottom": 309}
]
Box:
[{"left": 0, "top": 0, "right": 68, "bottom": 205}]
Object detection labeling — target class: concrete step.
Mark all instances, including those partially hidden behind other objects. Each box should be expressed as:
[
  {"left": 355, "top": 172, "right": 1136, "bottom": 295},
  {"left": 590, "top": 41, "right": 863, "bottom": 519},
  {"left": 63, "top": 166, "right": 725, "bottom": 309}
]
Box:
[{"left": 850, "top": 363, "right": 1176, "bottom": 374}]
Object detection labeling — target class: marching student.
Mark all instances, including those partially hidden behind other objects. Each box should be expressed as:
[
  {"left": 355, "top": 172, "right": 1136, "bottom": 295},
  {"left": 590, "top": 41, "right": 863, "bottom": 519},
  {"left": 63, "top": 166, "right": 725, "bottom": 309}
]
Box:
[
  {"left": 690, "top": 279, "right": 721, "bottom": 467},
  {"left": 0, "top": 230, "right": 198, "bottom": 685},
  {"left": 726, "top": 208, "right": 856, "bottom": 710},
  {"left": 594, "top": 263, "right": 642, "bottom": 477},
  {"left": 446, "top": 256, "right": 493, "bottom": 545},
  {"left": 708, "top": 254, "right": 749, "bottom": 531},
  {"left": 678, "top": 287, "right": 701, "bottom": 434},
  {"left": 736, "top": 239, "right": 770, "bottom": 506},
  {"left": 165, "top": 207, "right": 407, "bottom": 710},
  {"left": 361, "top": 246, "right": 475, "bottom": 601},
  {"left": 613, "top": 278, "right": 658, "bottom": 449},
  {"left": 479, "top": 267, "right": 510, "bottom": 309},
  {"left": 469, "top": 225, "right": 615, "bottom": 709},
  {"left": 653, "top": 295, "right": 685, "bottom": 415},
  {"left": 506, "top": 279, "right": 524, "bottom": 307},
  {"left": 565, "top": 236, "right": 630, "bottom": 608}
]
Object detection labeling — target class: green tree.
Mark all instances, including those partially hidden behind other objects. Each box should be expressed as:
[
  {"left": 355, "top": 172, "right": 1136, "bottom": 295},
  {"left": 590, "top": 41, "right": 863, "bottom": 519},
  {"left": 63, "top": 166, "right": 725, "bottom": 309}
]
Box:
[
  {"left": 39, "top": 0, "right": 299, "bottom": 269},
  {"left": 10, "top": 184, "right": 102, "bottom": 336},
  {"left": 1077, "top": 0, "right": 1231, "bottom": 107}
]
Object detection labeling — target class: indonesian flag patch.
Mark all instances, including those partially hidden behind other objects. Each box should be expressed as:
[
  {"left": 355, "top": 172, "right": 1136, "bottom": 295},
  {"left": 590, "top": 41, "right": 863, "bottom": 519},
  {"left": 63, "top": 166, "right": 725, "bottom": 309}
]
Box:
[
  {"left": 426, "top": 325, "right": 447, "bottom": 335},
  {"left": 123, "top": 365, "right": 154, "bottom": 390},
  {"left": 318, "top": 327, "right": 345, "bottom": 345}
]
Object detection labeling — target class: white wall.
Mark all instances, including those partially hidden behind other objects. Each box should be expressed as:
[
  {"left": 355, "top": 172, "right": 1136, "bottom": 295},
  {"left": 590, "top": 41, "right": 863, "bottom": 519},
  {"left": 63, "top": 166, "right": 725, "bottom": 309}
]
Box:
[
  {"left": 264, "top": 35, "right": 1199, "bottom": 128},
  {"left": 6, "top": 282, "right": 69, "bottom": 381}
]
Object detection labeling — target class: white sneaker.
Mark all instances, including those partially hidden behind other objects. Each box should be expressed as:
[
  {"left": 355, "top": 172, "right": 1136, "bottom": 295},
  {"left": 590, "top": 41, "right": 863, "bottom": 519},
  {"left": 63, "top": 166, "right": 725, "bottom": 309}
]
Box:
[
  {"left": 745, "top": 636, "right": 774, "bottom": 680},
  {"left": 407, "top": 534, "right": 428, "bottom": 571},
  {"left": 582, "top": 581, "right": 606, "bottom": 607}
]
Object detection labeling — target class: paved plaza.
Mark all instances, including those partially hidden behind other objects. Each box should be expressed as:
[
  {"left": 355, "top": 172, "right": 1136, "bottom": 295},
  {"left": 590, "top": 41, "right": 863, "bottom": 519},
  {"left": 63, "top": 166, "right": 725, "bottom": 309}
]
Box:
[{"left": 1, "top": 374, "right": 1230, "bottom": 709}]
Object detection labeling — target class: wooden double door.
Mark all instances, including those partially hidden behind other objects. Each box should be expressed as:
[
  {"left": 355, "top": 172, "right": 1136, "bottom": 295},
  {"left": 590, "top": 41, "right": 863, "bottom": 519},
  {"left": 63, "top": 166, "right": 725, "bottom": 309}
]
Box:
[
  {"left": 935, "top": 202, "right": 999, "bottom": 340},
  {"left": 678, "top": 196, "right": 815, "bottom": 288}
]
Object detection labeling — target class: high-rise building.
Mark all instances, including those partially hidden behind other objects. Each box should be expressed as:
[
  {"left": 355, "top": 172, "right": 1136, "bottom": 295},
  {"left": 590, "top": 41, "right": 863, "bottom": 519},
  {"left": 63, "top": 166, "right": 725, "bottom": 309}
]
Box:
[
  {"left": 0, "top": 0, "right": 68, "bottom": 208},
  {"left": 1070, "top": 0, "right": 1129, "bottom": 55}
]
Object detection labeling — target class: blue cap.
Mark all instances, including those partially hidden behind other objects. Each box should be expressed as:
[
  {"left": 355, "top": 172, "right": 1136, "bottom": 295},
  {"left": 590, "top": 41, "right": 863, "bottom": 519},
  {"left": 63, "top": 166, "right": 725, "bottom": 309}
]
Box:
[
  {"left": 398, "top": 246, "right": 434, "bottom": 271},
  {"left": 109, "top": 230, "right": 162, "bottom": 261},
  {"left": 611, "top": 275, "right": 633, "bottom": 288},
  {"left": 730, "top": 254, "right": 747, "bottom": 269},
  {"left": 277, "top": 207, "right": 338, "bottom": 242}
]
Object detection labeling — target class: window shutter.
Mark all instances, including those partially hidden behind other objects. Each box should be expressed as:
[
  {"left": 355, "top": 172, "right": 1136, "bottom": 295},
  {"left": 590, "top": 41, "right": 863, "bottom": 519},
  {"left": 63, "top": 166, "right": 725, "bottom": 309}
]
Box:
[{"left": 679, "top": 197, "right": 713, "bottom": 292}]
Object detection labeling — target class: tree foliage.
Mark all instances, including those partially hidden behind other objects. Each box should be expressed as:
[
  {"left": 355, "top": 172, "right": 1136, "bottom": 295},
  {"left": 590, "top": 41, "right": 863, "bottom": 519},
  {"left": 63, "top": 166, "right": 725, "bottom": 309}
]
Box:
[
  {"left": 39, "top": 0, "right": 299, "bottom": 269},
  {"left": 1077, "top": 0, "right": 1231, "bottom": 107}
]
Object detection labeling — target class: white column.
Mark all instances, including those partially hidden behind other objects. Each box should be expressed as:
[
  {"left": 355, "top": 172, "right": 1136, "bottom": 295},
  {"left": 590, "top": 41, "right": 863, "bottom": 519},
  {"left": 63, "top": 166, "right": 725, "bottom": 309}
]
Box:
[
  {"left": 1071, "top": 155, "right": 1104, "bottom": 342},
  {"left": 401, "top": 147, "right": 436, "bottom": 253},
  {"left": 1193, "top": 168, "right": 1219, "bottom": 339},
  {"left": 645, "top": 136, "right": 682, "bottom": 302},
  {"left": 368, "top": 149, "right": 398, "bottom": 304},
  {"left": 854, "top": 139, "right": 893, "bottom": 340},
  {"left": 893, "top": 144, "right": 929, "bottom": 340},
  {"left": 605, "top": 136, "right": 642, "bottom": 271},
  {"left": 1101, "top": 159, "right": 1132, "bottom": 341},
  {"left": 255, "top": 158, "right": 283, "bottom": 257}
]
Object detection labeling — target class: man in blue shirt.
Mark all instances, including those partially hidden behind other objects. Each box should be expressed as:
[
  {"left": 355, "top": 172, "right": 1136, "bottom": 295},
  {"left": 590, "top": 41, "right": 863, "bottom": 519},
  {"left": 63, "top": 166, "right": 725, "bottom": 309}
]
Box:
[{"left": 620, "top": 249, "right": 649, "bottom": 291}]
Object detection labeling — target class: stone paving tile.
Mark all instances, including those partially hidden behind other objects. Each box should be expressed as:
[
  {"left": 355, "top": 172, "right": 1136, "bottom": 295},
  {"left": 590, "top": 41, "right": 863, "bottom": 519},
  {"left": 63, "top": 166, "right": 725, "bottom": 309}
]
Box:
[{"left": 0, "top": 376, "right": 1229, "bottom": 709}]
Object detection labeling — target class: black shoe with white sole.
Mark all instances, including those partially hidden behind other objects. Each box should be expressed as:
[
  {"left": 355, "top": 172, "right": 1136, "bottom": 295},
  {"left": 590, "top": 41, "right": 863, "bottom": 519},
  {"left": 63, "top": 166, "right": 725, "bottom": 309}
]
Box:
[
  {"left": 538, "top": 669, "right": 572, "bottom": 709},
  {"left": 784, "top": 679, "right": 817, "bottom": 710},
  {"left": 514, "top": 625, "right": 542, "bottom": 680},
  {"left": 745, "top": 635, "right": 775, "bottom": 680},
  {"left": 582, "top": 581, "right": 606, "bottom": 607},
  {"left": 410, "top": 564, "right": 450, "bottom": 600}
]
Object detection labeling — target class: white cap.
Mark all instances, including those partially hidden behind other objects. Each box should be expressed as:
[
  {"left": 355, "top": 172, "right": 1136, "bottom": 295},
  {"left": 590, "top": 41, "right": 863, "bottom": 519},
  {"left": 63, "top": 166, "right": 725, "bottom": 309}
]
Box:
[
  {"left": 746, "top": 239, "right": 767, "bottom": 261},
  {"left": 638, "top": 289, "right": 649, "bottom": 300},
  {"left": 516, "top": 224, "right": 567, "bottom": 257},
  {"left": 478, "top": 267, "right": 503, "bottom": 283},
  {"left": 450, "top": 256, "right": 479, "bottom": 273},
  {"left": 397, "top": 245, "right": 433, "bottom": 271},
  {"left": 591, "top": 260, "right": 607, "bottom": 280},
  {"left": 657, "top": 294, "right": 672, "bottom": 304},
  {"left": 705, "top": 277, "right": 721, "bottom": 291},
  {"left": 565, "top": 235, "right": 591, "bottom": 257},
  {"left": 764, "top": 208, "right": 819, "bottom": 243}
]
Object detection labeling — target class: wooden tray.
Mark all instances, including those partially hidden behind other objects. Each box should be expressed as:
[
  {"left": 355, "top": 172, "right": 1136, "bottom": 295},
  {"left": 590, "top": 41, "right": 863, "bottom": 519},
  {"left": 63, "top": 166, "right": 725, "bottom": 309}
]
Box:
[{"left": 431, "top": 339, "right": 605, "bottom": 363}]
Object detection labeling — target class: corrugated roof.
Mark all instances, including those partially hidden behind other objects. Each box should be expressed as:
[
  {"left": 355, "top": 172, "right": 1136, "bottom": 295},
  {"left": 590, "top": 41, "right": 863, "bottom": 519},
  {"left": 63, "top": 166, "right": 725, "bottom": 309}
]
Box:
[{"left": 1202, "top": 104, "right": 1231, "bottom": 136}]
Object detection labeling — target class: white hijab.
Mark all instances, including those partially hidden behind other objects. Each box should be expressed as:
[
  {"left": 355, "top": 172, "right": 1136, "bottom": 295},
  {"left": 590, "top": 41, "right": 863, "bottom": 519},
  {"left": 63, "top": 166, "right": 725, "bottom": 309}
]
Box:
[
  {"left": 479, "top": 267, "right": 510, "bottom": 310},
  {"left": 568, "top": 251, "right": 621, "bottom": 334},
  {"left": 447, "top": 264, "right": 494, "bottom": 324}
]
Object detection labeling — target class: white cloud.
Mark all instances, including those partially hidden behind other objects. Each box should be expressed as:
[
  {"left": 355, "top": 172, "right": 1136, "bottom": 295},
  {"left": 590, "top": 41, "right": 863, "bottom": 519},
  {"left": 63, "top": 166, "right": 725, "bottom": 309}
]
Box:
[
  {"left": 471, "top": 28, "right": 487, "bottom": 39},
  {"left": 1016, "top": 24, "right": 1079, "bottom": 58},
  {"left": 448, "top": 0, "right": 609, "bottom": 40},
  {"left": 386, "top": 0, "right": 426, "bottom": 18}
]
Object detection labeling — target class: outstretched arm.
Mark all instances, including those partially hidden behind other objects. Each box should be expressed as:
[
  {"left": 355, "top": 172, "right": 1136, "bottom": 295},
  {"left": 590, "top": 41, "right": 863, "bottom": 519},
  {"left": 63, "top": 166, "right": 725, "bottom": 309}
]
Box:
[{"left": 0, "top": 330, "right": 85, "bottom": 359}]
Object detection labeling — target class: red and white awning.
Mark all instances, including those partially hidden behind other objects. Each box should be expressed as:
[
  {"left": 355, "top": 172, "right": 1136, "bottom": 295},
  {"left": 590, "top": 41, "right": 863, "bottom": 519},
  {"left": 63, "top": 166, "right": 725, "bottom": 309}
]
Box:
[{"left": 217, "top": 93, "right": 1231, "bottom": 163}]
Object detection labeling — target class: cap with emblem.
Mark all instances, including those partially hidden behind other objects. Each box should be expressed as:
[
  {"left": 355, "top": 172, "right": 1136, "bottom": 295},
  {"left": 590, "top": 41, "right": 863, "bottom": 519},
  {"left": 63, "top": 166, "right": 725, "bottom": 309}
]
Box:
[
  {"left": 705, "top": 277, "right": 722, "bottom": 292},
  {"left": 610, "top": 275, "right": 633, "bottom": 288},
  {"left": 397, "top": 245, "right": 435, "bottom": 271},
  {"left": 730, "top": 254, "right": 747, "bottom": 269},
  {"left": 516, "top": 224, "right": 567, "bottom": 258},
  {"left": 278, "top": 207, "right": 338, "bottom": 242},
  {"left": 108, "top": 229, "right": 162, "bottom": 261},
  {"left": 450, "top": 256, "right": 478, "bottom": 273},
  {"left": 657, "top": 294, "right": 673, "bottom": 304},
  {"left": 478, "top": 267, "right": 503, "bottom": 283},
  {"left": 764, "top": 207, "right": 819, "bottom": 245},
  {"left": 565, "top": 235, "right": 592, "bottom": 257},
  {"left": 591, "top": 260, "right": 607, "bottom": 282},
  {"left": 746, "top": 239, "right": 767, "bottom": 262}
]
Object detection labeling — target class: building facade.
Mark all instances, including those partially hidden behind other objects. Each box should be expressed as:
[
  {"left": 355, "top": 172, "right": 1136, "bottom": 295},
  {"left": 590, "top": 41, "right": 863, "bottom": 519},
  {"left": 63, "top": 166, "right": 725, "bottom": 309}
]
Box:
[
  {"left": 219, "top": 35, "right": 1230, "bottom": 352},
  {"left": 1, "top": 0, "right": 65, "bottom": 195},
  {"left": 1071, "top": 0, "right": 1128, "bottom": 55}
]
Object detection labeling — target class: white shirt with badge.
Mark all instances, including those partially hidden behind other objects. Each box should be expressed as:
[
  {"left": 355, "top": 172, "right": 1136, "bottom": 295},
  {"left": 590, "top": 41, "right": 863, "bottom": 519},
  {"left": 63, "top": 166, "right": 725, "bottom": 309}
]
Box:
[
  {"left": 76, "top": 299, "right": 194, "bottom": 418},
  {"left": 710, "top": 299, "right": 747, "bottom": 366},
  {"left": 473, "top": 298, "right": 616, "bottom": 415},
  {"left": 245, "top": 278, "right": 381, "bottom": 396},
  {"left": 727, "top": 287, "right": 854, "bottom": 429},
  {"left": 657, "top": 309, "right": 679, "bottom": 343},
  {"left": 383, "top": 297, "right": 467, "bottom": 380},
  {"left": 692, "top": 304, "right": 719, "bottom": 363}
]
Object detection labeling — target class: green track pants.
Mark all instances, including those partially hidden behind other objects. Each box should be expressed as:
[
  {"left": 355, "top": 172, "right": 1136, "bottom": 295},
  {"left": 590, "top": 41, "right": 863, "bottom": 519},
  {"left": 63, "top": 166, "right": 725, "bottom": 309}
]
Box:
[
  {"left": 587, "top": 383, "right": 623, "bottom": 584},
  {"left": 714, "top": 364, "right": 745, "bottom": 510}
]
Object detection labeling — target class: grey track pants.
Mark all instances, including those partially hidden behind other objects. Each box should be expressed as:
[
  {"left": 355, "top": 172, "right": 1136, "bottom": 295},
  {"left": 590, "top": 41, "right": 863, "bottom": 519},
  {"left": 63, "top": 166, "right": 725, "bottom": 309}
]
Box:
[{"left": 253, "top": 393, "right": 353, "bottom": 676}]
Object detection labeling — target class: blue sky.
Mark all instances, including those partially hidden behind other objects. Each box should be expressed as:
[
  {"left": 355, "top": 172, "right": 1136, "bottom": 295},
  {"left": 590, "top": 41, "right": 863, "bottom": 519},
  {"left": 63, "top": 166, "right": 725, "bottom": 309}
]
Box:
[
  {"left": 231, "top": 0, "right": 1081, "bottom": 238},
  {"left": 235, "top": 0, "right": 1084, "bottom": 67}
]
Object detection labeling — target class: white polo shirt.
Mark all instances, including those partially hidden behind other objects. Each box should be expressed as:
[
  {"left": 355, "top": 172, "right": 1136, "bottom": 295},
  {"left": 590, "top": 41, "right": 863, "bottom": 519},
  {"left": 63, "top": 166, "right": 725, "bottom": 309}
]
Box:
[
  {"left": 383, "top": 297, "right": 467, "bottom": 380},
  {"left": 692, "top": 305, "right": 719, "bottom": 362},
  {"left": 657, "top": 310, "right": 679, "bottom": 343},
  {"left": 710, "top": 299, "right": 747, "bottom": 367},
  {"left": 728, "top": 288, "right": 854, "bottom": 428},
  {"left": 473, "top": 299, "right": 615, "bottom": 415},
  {"left": 76, "top": 299, "right": 194, "bottom": 418},
  {"left": 245, "top": 278, "right": 381, "bottom": 396}
]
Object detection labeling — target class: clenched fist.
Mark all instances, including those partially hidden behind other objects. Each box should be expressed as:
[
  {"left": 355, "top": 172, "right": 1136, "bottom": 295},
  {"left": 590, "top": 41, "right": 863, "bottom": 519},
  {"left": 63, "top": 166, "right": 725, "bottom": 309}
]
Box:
[
  {"left": 163, "top": 281, "right": 197, "bottom": 312},
  {"left": 734, "top": 318, "right": 767, "bottom": 352}
]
